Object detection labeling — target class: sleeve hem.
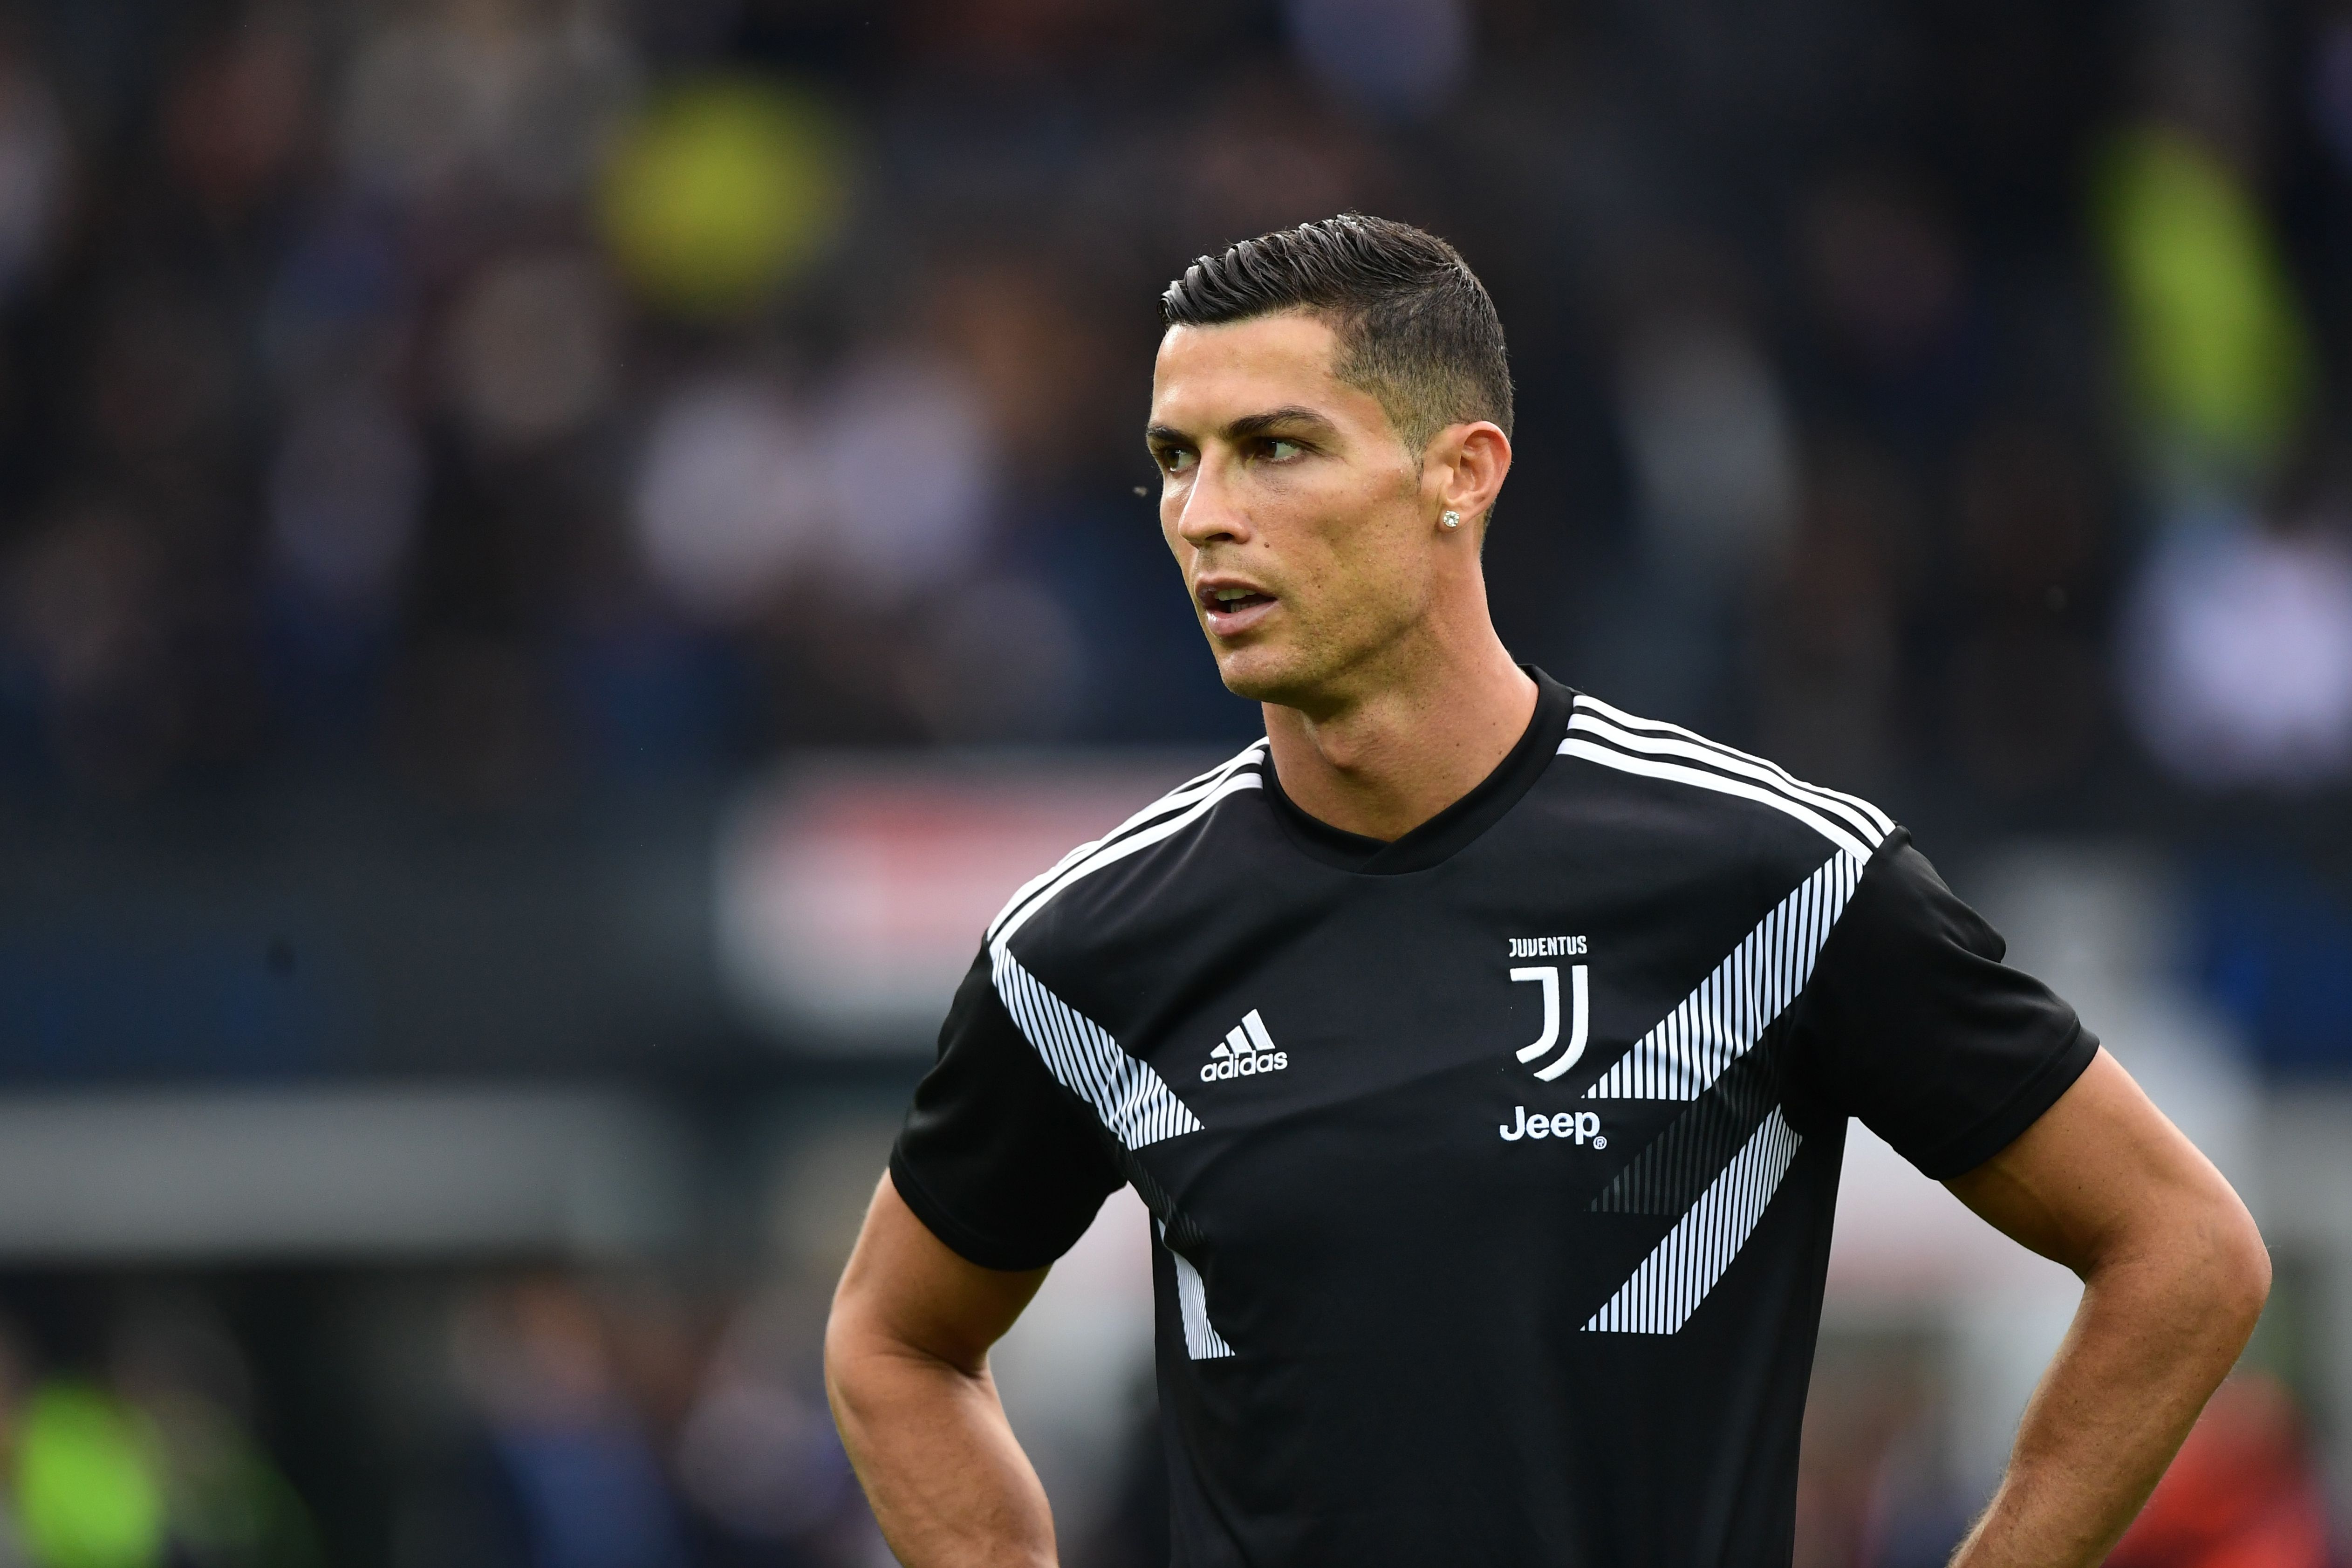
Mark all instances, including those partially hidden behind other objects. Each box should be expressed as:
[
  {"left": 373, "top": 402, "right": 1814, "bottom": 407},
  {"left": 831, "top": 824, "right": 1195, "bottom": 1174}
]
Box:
[
  {"left": 1904, "top": 1020, "right": 2100, "bottom": 1181},
  {"left": 887, "top": 1142, "right": 1066, "bottom": 1274}
]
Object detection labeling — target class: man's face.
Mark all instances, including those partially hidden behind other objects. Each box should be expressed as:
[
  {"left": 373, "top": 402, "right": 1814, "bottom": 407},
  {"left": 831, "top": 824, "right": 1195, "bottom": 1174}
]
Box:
[{"left": 1146, "top": 312, "right": 1437, "bottom": 711}]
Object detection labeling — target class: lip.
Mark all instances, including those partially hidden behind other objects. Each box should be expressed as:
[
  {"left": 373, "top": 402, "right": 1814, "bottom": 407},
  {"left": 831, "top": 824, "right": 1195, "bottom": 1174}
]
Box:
[{"left": 1196, "top": 575, "right": 1279, "bottom": 638}]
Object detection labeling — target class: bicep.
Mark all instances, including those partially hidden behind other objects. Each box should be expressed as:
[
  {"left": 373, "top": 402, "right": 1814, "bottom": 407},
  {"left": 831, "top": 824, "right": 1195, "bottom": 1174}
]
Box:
[
  {"left": 1942, "top": 1048, "right": 2245, "bottom": 1276},
  {"left": 833, "top": 1171, "right": 1051, "bottom": 1376}
]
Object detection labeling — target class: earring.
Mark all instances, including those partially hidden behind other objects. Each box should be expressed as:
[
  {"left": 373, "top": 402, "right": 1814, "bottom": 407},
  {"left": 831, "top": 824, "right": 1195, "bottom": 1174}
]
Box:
[{"left": 1440, "top": 510, "right": 1461, "bottom": 530}]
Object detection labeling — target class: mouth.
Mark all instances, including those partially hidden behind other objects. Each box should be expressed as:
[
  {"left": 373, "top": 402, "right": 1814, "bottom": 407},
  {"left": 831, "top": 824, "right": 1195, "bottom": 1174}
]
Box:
[{"left": 1197, "top": 581, "right": 1279, "bottom": 637}]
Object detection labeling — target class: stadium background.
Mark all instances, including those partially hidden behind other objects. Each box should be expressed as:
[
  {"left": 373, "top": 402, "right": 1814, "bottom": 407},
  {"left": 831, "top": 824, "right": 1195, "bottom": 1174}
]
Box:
[{"left": 0, "top": 0, "right": 2342, "bottom": 1563}]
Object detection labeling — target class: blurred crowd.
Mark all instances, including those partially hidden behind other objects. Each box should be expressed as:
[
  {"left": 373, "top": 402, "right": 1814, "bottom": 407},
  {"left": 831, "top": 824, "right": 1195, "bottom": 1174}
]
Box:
[
  {"left": 0, "top": 1288, "right": 321, "bottom": 1568},
  {"left": 0, "top": 0, "right": 2342, "bottom": 815},
  {"left": 417, "top": 1274, "right": 878, "bottom": 1568},
  {"left": 4, "top": 0, "right": 2352, "bottom": 1069},
  {"left": 0, "top": 1269, "right": 2325, "bottom": 1568},
  {"left": 0, "top": 1271, "right": 889, "bottom": 1568}
]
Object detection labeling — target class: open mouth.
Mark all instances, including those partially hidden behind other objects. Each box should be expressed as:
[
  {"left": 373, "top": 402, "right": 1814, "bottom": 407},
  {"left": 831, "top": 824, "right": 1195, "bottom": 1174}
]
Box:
[{"left": 1197, "top": 582, "right": 1279, "bottom": 637}]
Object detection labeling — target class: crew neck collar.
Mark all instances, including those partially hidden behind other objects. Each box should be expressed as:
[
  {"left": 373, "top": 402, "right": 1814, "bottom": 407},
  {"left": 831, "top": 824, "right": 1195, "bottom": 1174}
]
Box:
[{"left": 1260, "top": 667, "right": 1576, "bottom": 876}]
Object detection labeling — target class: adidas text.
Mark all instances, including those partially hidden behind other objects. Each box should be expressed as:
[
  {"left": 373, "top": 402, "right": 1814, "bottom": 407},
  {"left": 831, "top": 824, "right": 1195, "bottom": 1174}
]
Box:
[
  {"left": 1500, "top": 1106, "right": 1606, "bottom": 1147},
  {"left": 1203, "top": 1009, "right": 1289, "bottom": 1082}
]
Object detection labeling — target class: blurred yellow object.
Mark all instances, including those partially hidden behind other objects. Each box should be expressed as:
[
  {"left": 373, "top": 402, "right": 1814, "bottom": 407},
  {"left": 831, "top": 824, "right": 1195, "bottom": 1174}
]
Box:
[
  {"left": 2096, "top": 123, "right": 2313, "bottom": 493},
  {"left": 15, "top": 1383, "right": 167, "bottom": 1568},
  {"left": 597, "top": 77, "right": 849, "bottom": 317}
]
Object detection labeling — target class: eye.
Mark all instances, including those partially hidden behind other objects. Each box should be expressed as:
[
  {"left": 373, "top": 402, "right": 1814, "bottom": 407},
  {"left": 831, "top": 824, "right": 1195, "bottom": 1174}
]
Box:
[
  {"left": 1265, "top": 438, "right": 1304, "bottom": 461},
  {"left": 1158, "top": 447, "right": 1196, "bottom": 474}
]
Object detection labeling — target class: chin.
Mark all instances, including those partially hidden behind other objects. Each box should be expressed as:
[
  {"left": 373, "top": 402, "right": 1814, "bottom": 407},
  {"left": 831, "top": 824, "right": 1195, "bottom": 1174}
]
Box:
[{"left": 1212, "top": 643, "right": 1321, "bottom": 708}]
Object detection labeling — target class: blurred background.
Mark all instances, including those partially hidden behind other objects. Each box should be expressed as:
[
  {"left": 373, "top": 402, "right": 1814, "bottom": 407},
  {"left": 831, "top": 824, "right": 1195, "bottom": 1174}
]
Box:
[{"left": 0, "top": 0, "right": 2340, "bottom": 1563}]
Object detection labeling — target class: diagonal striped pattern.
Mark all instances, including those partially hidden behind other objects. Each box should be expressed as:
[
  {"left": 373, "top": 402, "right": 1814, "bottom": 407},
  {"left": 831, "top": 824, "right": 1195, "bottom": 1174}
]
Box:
[
  {"left": 988, "top": 742, "right": 1267, "bottom": 948},
  {"left": 1585, "top": 850, "right": 1864, "bottom": 1101},
  {"left": 1591, "top": 1043, "right": 1783, "bottom": 1216},
  {"left": 1583, "top": 1109, "right": 1803, "bottom": 1335},
  {"left": 1161, "top": 1220, "right": 1234, "bottom": 1360},
  {"left": 1561, "top": 696, "right": 1889, "bottom": 862},
  {"left": 990, "top": 947, "right": 1203, "bottom": 1150}
]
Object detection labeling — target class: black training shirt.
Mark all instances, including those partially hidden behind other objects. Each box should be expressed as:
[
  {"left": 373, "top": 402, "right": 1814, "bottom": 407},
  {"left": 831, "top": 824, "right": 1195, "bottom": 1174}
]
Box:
[{"left": 889, "top": 671, "right": 2093, "bottom": 1567}]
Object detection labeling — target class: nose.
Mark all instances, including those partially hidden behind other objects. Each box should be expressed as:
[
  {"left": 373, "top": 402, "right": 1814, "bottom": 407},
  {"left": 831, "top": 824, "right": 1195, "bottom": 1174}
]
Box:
[{"left": 1172, "top": 456, "right": 1249, "bottom": 548}]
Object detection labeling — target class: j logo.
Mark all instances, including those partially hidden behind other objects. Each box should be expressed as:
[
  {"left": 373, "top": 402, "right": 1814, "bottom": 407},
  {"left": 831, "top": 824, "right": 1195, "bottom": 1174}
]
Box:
[{"left": 1511, "top": 964, "right": 1589, "bottom": 1081}]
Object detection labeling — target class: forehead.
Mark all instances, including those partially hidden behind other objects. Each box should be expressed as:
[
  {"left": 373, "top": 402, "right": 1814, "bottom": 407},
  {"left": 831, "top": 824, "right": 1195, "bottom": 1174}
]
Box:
[{"left": 1149, "top": 312, "right": 1381, "bottom": 431}]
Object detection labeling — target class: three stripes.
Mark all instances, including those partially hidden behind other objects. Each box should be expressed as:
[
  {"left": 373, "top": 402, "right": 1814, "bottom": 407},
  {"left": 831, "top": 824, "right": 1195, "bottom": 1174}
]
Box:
[
  {"left": 988, "top": 741, "right": 1268, "bottom": 951},
  {"left": 1560, "top": 694, "right": 1890, "bottom": 862}
]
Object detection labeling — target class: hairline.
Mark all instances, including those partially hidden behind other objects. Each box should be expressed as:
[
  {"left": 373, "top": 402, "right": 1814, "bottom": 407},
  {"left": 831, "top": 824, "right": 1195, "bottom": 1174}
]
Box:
[{"left": 1160, "top": 305, "right": 1465, "bottom": 459}]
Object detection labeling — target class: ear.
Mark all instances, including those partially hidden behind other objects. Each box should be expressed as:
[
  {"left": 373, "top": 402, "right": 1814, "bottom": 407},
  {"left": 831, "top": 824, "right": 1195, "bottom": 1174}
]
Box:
[{"left": 1425, "top": 421, "right": 1512, "bottom": 531}]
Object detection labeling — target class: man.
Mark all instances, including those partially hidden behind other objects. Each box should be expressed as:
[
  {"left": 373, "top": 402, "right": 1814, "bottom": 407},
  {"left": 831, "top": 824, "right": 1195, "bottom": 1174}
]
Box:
[{"left": 825, "top": 214, "right": 2270, "bottom": 1567}]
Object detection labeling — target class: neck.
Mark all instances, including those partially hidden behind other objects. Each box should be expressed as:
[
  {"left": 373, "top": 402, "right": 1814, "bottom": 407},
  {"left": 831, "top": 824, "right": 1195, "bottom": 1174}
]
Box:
[{"left": 1262, "top": 625, "right": 1537, "bottom": 843}]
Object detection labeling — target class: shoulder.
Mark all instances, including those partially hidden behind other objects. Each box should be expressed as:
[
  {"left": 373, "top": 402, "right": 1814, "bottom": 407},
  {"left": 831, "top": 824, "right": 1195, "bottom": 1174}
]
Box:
[
  {"left": 986, "top": 739, "right": 1272, "bottom": 962},
  {"left": 1547, "top": 691, "right": 1895, "bottom": 879}
]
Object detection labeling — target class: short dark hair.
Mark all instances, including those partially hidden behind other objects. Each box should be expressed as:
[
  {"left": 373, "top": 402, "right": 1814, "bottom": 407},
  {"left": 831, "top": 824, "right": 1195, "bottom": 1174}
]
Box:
[{"left": 1161, "top": 214, "right": 1513, "bottom": 453}]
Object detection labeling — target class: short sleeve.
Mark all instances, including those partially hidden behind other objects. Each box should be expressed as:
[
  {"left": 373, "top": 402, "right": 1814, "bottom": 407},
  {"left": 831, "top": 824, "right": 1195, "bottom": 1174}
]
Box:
[
  {"left": 1787, "top": 830, "right": 2098, "bottom": 1179},
  {"left": 889, "top": 948, "right": 1126, "bottom": 1271}
]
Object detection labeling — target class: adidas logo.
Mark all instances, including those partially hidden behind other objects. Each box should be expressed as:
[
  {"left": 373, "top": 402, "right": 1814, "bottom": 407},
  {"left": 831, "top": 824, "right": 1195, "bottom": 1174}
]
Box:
[{"left": 1200, "top": 1010, "right": 1289, "bottom": 1082}]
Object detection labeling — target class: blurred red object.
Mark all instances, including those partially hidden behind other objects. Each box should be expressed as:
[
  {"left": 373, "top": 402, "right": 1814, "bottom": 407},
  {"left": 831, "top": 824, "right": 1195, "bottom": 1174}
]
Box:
[{"left": 2106, "top": 1375, "right": 2331, "bottom": 1568}]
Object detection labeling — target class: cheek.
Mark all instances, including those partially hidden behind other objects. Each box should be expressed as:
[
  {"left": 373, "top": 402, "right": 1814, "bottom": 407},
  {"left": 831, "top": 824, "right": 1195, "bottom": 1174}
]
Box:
[{"left": 1335, "top": 524, "right": 1436, "bottom": 624}]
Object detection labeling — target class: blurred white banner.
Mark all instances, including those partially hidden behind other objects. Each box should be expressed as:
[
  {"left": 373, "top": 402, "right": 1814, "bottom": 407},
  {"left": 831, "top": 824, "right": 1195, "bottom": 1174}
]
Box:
[{"left": 716, "top": 753, "right": 1215, "bottom": 1050}]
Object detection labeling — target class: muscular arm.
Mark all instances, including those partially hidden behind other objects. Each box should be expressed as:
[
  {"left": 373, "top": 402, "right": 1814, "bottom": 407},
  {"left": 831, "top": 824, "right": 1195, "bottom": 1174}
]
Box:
[
  {"left": 1942, "top": 1048, "right": 2270, "bottom": 1568},
  {"left": 825, "top": 1172, "right": 1058, "bottom": 1568}
]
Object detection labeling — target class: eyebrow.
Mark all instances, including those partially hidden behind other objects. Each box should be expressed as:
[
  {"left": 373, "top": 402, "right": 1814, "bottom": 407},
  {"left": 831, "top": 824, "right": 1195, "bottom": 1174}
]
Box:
[{"left": 1145, "top": 405, "right": 1340, "bottom": 448}]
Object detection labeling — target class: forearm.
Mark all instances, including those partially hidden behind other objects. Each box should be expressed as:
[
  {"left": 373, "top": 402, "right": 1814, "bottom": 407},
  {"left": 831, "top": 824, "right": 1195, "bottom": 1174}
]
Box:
[
  {"left": 826, "top": 1330, "right": 1057, "bottom": 1568},
  {"left": 1949, "top": 1230, "right": 2268, "bottom": 1567}
]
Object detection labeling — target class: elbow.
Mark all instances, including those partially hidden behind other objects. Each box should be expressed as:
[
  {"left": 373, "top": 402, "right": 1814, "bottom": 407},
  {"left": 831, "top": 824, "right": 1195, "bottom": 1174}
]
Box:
[
  {"left": 821, "top": 1278, "right": 942, "bottom": 1427},
  {"left": 2093, "top": 1184, "right": 2271, "bottom": 1365},
  {"left": 823, "top": 1282, "right": 876, "bottom": 1426},
  {"left": 2161, "top": 1187, "right": 2272, "bottom": 1352},
  {"left": 2212, "top": 1205, "right": 2272, "bottom": 1343}
]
